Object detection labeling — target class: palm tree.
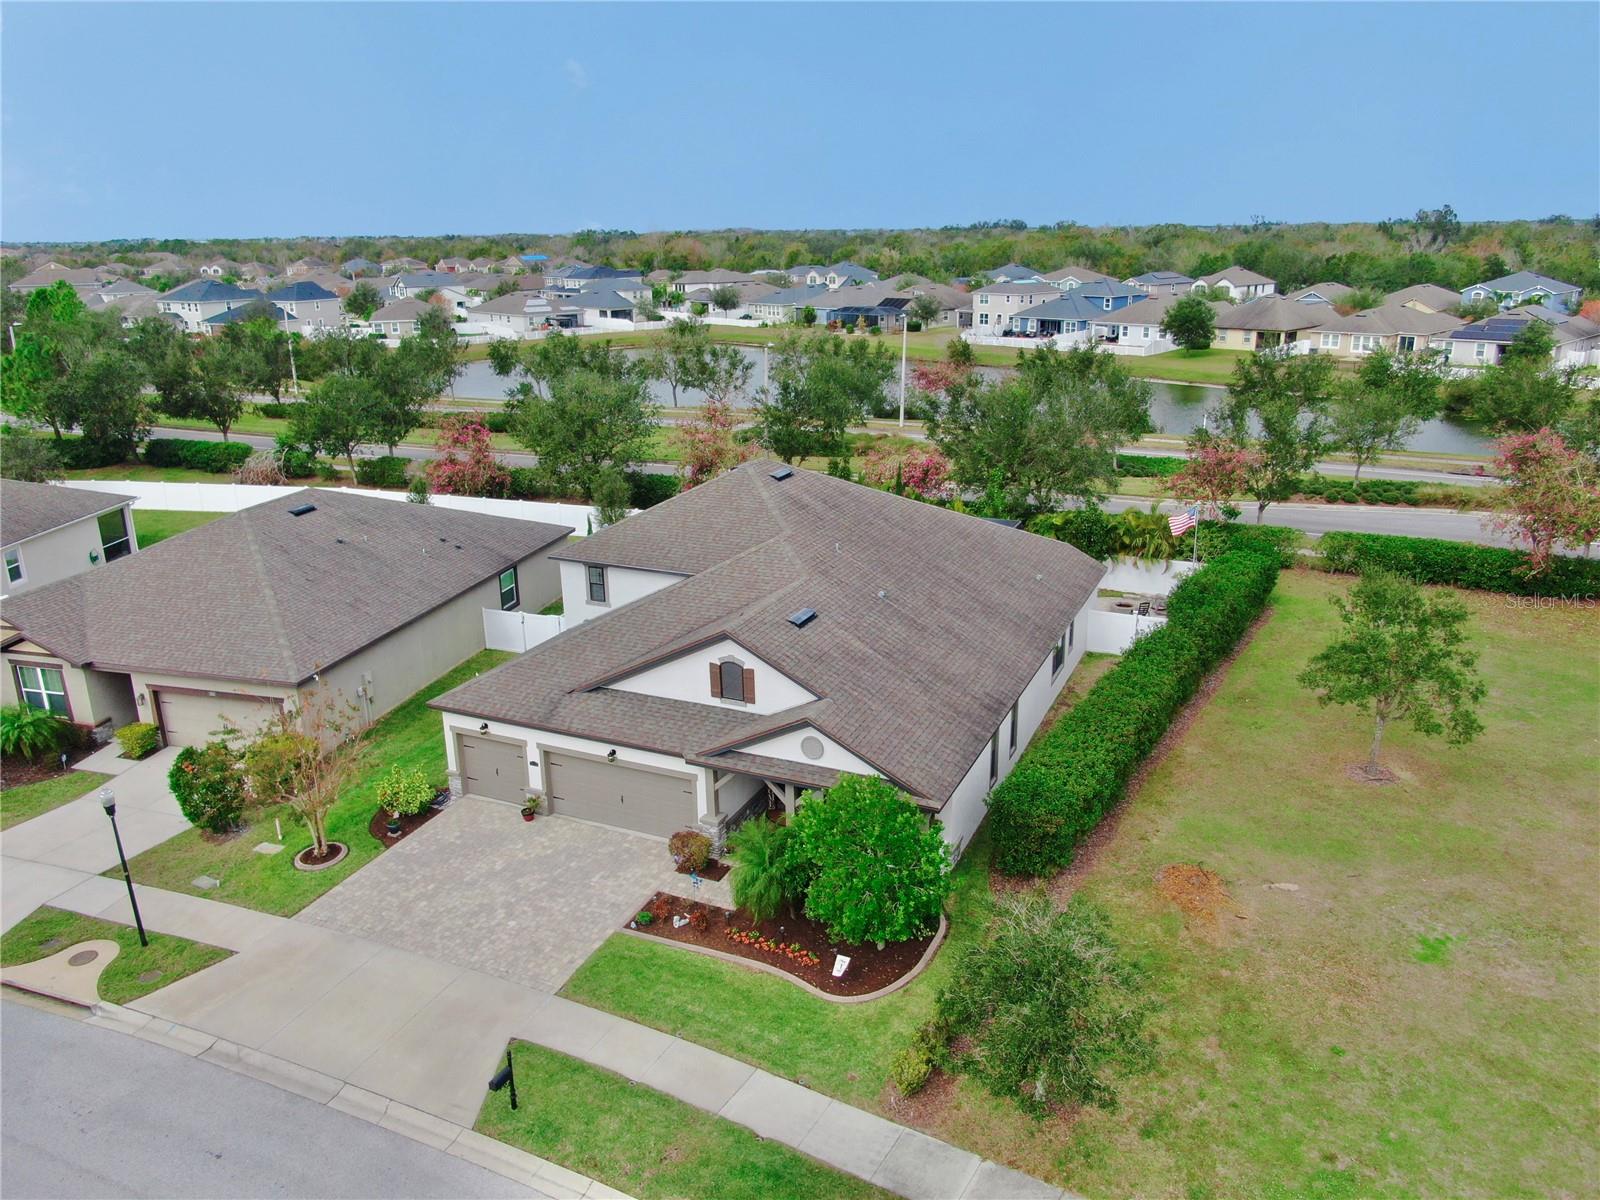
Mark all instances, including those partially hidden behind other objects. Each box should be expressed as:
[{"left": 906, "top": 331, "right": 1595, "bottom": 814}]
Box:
[{"left": 1112, "top": 504, "right": 1178, "bottom": 564}]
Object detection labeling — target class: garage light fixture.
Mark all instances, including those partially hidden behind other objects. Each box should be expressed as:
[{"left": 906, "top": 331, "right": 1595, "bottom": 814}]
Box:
[
  {"left": 606, "top": 749, "right": 617, "bottom": 762},
  {"left": 478, "top": 722, "right": 490, "bottom": 733}
]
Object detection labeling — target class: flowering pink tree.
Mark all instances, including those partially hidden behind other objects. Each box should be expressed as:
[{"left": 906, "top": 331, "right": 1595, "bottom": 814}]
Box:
[
  {"left": 670, "top": 398, "right": 754, "bottom": 488},
  {"left": 909, "top": 360, "right": 972, "bottom": 397},
  {"left": 861, "top": 444, "right": 953, "bottom": 500},
  {"left": 426, "top": 417, "right": 509, "bottom": 497},
  {"left": 1171, "top": 434, "right": 1260, "bottom": 521},
  {"left": 1489, "top": 428, "right": 1600, "bottom": 574}
]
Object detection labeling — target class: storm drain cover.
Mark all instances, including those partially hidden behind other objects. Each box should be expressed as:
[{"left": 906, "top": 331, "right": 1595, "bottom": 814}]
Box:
[{"left": 67, "top": 950, "right": 99, "bottom": 967}]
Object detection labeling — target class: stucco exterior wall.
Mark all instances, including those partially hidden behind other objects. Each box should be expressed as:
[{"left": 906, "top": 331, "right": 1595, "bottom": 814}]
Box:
[
  {"left": 609, "top": 637, "right": 817, "bottom": 716},
  {"left": 0, "top": 650, "right": 130, "bottom": 732},
  {"left": 558, "top": 560, "right": 683, "bottom": 625},
  {"left": 2, "top": 504, "right": 135, "bottom": 598}
]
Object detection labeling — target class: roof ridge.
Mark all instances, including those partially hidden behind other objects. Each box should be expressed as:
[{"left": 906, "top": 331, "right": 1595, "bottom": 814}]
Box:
[{"left": 237, "top": 502, "right": 305, "bottom": 682}]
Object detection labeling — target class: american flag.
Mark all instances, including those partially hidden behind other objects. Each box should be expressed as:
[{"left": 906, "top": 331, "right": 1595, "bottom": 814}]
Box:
[{"left": 1169, "top": 506, "right": 1198, "bottom": 537}]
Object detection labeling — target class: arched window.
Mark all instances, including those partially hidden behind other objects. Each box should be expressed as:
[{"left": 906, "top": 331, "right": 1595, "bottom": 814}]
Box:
[
  {"left": 720, "top": 660, "right": 745, "bottom": 702},
  {"left": 709, "top": 658, "right": 754, "bottom": 704}
]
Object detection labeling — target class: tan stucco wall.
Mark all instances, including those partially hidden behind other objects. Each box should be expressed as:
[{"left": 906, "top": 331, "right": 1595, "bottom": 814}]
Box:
[
  {"left": 0, "top": 645, "right": 133, "bottom": 732},
  {"left": 2, "top": 502, "right": 135, "bottom": 599}
]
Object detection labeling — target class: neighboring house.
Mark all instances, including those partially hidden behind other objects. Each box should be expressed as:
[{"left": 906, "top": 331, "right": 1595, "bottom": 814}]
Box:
[
  {"left": 6, "top": 266, "right": 116, "bottom": 297},
  {"left": 1087, "top": 293, "right": 1206, "bottom": 351},
  {"left": 1446, "top": 305, "right": 1600, "bottom": 368},
  {"left": 805, "top": 261, "right": 879, "bottom": 289},
  {"left": 1308, "top": 304, "right": 1462, "bottom": 360},
  {"left": 236, "top": 262, "right": 275, "bottom": 282},
  {"left": 436, "top": 257, "right": 472, "bottom": 273},
  {"left": 745, "top": 283, "right": 831, "bottom": 323},
  {"left": 198, "top": 259, "right": 240, "bottom": 278},
  {"left": 285, "top": 257, "right": 329, "bottom": 276},
  {"left": 472, "top": 291, "right": 576, "bottom": 337},
  {"left": 1125, "top": 270, "right": 1194, "bottom": 297},
  {"left": 386, "top": 271, "right": 460, "bottom": 299},
  {"left": 1211, "top": 295, "right": 1324, "bottom": 349},
  {"left": 1287, "top": 281, "right": 1354, "bottom": 306},
  {"left": 968, "top": 280, "right": 1061, "bottom": 332},
  {"left": 1, "top": 481, "right": 137, "bottom": 600},
  {"left": 572, "top": 289, "right": 641, "bottom": 325},
  {"left": 1193, "top": 266, "right": 1277, "bottom": 300},
  {"left": 139, "top": 254, "right": 188, "bottom": 279},
  {"left": 382, "top": 256, "right": 428, "bottom": 274},
  {"left": 545, "top": 264, "right": 643, "bottom": 295},
  {"left": 156, "top": 280, "right": 264, "bottom": 333},
  {"left": 0, "top": 490, "right": 568, "bottom": 746},
  {"left": 1041, "top": 264, "right": 1117, "bottom": 290},
  {"left": 341, "top": 257, "right": 379, "bottom": 276},
  {"left": 1386, "top": 283, "right": 1461, "bottom": 314},
  {"left": 430, "top": 461, "right": 1103, "bottom": 856},
  {"left": 670, "top": 269, "right": 761, "bottom": 295},
  {"left": 263, "top": 281, "right": 347, "bottom": 333},
  {"left": 86, "top": 278, "right": 156, "bottom": 308},
  {"left": 680, "top": 281, "right": 778, "bottom": 316},
  {"left": 1010, "top": 291, "right": 1113, "bottom": 337},
  {"left": 1460, "top": 271, "right": 1582, "bottom": 314},
  {"left": 983, "top": 263, "right": 1044, "bottom": 284},
  {"left": 203, "top": 302, "right": 292, "bottom": 333},
  {"left": 1067, "top": 280, "right": 1145, "bottom": 313},
  {"left": 368, "top": 297, "right": 434, "bottom": 338}
]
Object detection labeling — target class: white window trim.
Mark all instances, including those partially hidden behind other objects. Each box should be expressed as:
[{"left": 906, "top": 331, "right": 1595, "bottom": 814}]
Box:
[
  {"left": 585, "top": 564, "right": 608, "bottom": 605},
  {"left": 16, "top": 664, "right": 67, "bottom": 715},
  {"left": 1320, "top": 332, "right": 1342, "bottom": 349},
  {"left": 4, "top": 546, "right": 22, "bottom": 583}
]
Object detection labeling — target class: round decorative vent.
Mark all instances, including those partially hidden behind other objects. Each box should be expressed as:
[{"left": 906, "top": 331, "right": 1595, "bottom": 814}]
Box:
[{"left": 800, "top": 735, "right": 825, "bottom": 761}]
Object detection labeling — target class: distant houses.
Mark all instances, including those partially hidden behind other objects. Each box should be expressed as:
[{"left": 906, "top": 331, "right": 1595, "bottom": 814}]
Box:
[{"left": 1460, "top": 270, "right": 1582, "bottom": 314}]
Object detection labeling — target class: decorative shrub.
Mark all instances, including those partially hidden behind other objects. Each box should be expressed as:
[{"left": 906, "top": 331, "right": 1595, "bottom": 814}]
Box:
[
  {"left": 0, "top": 704, "right": 68, "bottom": 761},
  {"left": 115, "top": 722, "right": 161, "bottom": 761},
  {"left": 1318, "top": 531, "right": 1600, "bottom": 598},
  {"left": 143, "top": 438, "right": 253, "bottom": 475},
  {"left": 168, "top": 740, "right": 246, "bottom": 833},
  {"left": 786, "top": 774, "right": 953, "bottom": 945},
  {"left": 668, "top": 829, "right": 712, "bottom": 873},
  {"left": 1027, "top": 505, "right": 1117, "bottom": 561},
  {"left": 727, "top": 817, "right": 794, "bottom": 923},
  {"left": 889, "top": 1018, "right": 945, "bottom": 1097},
  {"left": 254, "top": 401, "right": 293, "bottom": 419},
  {"left": 354, "top": 455, "right": 410, "bottom": 488},
  {"left": 936, "top": 894, "right": 1153, "bottom": 1115},
  {"left": 1193, "top": 521, "right": 1298, "bottom": 568},
  {"left": 988, "top": 549, "right": 1280, "bottom": 876},
  {"left": 627, "top": 470, "right": 681, "bottom": 510},
  {"left": 376, "top": 765, "right": 434, "bottom": 817}
]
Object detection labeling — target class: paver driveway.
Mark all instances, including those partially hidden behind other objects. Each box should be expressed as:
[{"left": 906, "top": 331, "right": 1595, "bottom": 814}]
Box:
[{"left": 296, "top": 797, "right": 731, "bottom": 993}]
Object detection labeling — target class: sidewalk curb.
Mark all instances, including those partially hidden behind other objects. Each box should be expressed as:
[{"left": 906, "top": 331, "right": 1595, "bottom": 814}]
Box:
[{"left": 80, "top": 1003, "right": 632, "bottom": 1199}]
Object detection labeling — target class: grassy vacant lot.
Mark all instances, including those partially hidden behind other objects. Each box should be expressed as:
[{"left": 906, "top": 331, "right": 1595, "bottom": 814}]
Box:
[
  {"left": 117, "top": 650, "right": 511, "bottom": 916},
  {"left": 2, "top": 906, "right": 231, "bottom": 1004},
  {"left": 0, "top": 770, "right": 111, "bottom": 831},
  {"left": 477, "top": 1042, "right": 890, "bottom": 1200},
  {"left": 131, "top": 509, "right": 226, "bottom": 548},
  {"left": 566, "top": 573, "right": 1598, "bottom": 1198}
]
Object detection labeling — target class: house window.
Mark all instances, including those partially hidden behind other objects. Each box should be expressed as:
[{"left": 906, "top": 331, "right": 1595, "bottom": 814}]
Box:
[
  {"left": 988, "top": 733, "right": 1000, "bottom": 786},
  {"left": 498, "top": 568, "right": 519, "bottom": 611},
  {"left": 1069, "top": 618, "right": 1075, "bottom": 649},
  {"left": 1398, "top": 335, "right": 1417, "bottom": 354},
  {"left": 1473, "top": 342, "right": 1488, "bottom": 363},
  {"left": 97, "top": 508, "right": 132, "bottom": 561},
  {"left": 1052, "top": 631, "right": 1067, "bottom": 676},
  {"left": 1009, "top": 703, "right": 1019, "bottom": 754},
  {"left": 719, "top": 660, "right": 746, "bottom": 702},
  {"left": 4, "top": 546, "right": 21, "bottom": 584},
  {"left": 978, "top": 312, "right": 989, "bottom": 326},
  {"left": 1320, "top": 332, "right": 1342, "bottom": 349},
  {"left": 586, "top": 565, "right": 607, "bottom": 604},
  {"left": 15, "top": 664, "right": 68, "bottom": 716},
  {"left": 1351, "top": 335, "right": 1379, "bottom": 353}
]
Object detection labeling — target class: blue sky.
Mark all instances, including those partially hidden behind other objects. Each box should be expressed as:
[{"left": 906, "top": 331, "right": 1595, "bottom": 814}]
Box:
[{"left": 3, "top": 2, "right": 1596, "bottom": 242}]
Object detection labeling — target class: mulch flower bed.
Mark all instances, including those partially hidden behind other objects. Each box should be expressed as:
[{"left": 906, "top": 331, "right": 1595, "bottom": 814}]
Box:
[
  {"left": 675, "top": 858, "right": 731, "bottom": 882},
  {"left": 366, "top": 803, "right": 445, "bottom": 846},
  {"left": 1, "top": 743, "right": 96, "bottom": 790},
  {"left": 627, "top": 890, "right": 934, "bottom": 997}
]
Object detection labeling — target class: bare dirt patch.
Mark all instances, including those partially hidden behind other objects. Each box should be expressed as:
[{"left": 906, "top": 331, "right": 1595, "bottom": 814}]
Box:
[
  {"left": 1345, "top": 763, "right": 1399, "bottom": 785},
  {"left": 1156, "top": 864, "right": 1245, "bottom": 941}
]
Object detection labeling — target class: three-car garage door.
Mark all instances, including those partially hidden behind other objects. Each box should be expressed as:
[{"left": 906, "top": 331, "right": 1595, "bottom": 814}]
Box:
[
  {"left": 153, "top": 689, "right": 280, "bottom": 748},
  {"left": 545, "top": 753, "right": 696, "bottom": 839}
]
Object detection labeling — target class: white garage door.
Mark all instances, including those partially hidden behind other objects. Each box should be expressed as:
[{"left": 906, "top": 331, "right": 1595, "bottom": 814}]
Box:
[
  {"left": 545, "top": 753, "right": 697, "bottom": 839},
  {"left": 154, "top": 688, "right": 280, "bottom": 748}
]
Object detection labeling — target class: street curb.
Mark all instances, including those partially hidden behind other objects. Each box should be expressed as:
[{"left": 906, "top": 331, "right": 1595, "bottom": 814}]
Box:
[{"left": 74, "top": 1002, "right": 635, "bottom": 1199}]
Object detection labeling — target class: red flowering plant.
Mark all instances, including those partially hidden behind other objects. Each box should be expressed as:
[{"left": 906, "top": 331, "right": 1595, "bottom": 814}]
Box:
[
  {"left": 669, "top": 398, "right": 755, "bottom": 488},
  {"left": 1488, "top": 428, "right": 1600, "bottom": 575},
  {"left": 860, "top": 444, "right": 954, "bottom": 501},
  {"left": 425, "top": 416, "right": 509, "bottom": 497}
]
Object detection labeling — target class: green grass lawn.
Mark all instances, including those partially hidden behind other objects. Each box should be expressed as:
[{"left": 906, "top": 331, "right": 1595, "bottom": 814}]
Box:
[
  {"left": 477, "top": 1041, "right": 890, "bottom": 1200},
  {"left": 131, "top": 510, "right": 226, "bottom": 548},
  {"left": 2, "top": 905, "right": 231, "bottom": 1004},
  {"left": 115, "top": 650, "right": 512, "bottom": 916},
  {"left": 564, "top": 574, "right": 1598, "bottom": 1197},
  {"left": 0, "top": 770, "right": 111, "bottom": 831},
  {"left": 1132, "top": 347, "right": 1253, "bottom": 385}
]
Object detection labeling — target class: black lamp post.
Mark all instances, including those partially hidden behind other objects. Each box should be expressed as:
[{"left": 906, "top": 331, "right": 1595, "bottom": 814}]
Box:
[{"left": 99, "top": 787, "right": 148, "bottom": 947}]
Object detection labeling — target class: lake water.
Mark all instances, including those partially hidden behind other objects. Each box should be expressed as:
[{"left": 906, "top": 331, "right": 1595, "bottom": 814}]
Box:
[{"left": 451, "top": 348, "right": 1492, "bottom": 456}]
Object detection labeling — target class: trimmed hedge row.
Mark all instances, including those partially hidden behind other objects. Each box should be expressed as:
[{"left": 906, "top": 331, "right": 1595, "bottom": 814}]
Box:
[
  {"left": 988, "top": 549, "right": 1281, "bottom": 876},
  {"left": 1118, "top": 454, "right": 1186, "bottom": 479},
  {"left": 1318, "top": 531, "right": 1600, "bottom": 598},
  {"left": 354, "top": 455, "right": 410, "bottom": 488},
  {"left": 502, "top": 467, "right": 682, "bottom": 510},
  {"left": 143, "top": 438, "right": 253, "bottom": 474},
  {"left": 1194, "top": 521, "right": 1299, "bottom": 568}
]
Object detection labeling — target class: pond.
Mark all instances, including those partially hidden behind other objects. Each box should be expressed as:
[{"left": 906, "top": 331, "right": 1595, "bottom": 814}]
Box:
[{"left": 450, "top": 348, "right": 1493, "bottom": 457}]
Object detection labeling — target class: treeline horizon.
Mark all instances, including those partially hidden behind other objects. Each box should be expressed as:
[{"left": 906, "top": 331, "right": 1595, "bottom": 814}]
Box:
[{"left": 6, "top": 210, "right": 1598, "bottom": 295}]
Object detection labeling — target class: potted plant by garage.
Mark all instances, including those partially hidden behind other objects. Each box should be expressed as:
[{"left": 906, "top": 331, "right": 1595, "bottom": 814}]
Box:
[
  {"left": 376, "top": 764, "right": 434, "bottom": 838},
  {"left": 520, "top": 795, "right": 542, "bottom": 822}
]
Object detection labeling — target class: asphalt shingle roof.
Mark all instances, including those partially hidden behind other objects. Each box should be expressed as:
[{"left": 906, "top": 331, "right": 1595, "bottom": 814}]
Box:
[
  {"left": 1, "top": 481, "right": 133, "bottom": 547},
  {"left": 2, "top": 490, "right": 569, "bottom": 685},
  {"left": 435, "top": 463, "right": 1105, "bottom": 807}
]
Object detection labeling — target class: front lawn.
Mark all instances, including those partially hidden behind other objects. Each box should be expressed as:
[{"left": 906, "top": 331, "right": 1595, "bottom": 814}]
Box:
[
  {"left": 2, "top": 905, "right": 231, "bottom": 1004},
  {"left": 564, "top": 573, "right": 1599, "bottom": 1197},
  {"left": 115, "top": 650, "right": 512, "bottom": 916},
  {"left": 0, "top": 770, "right": 111, "bottom": 831},
  {"left": 1134, "top": 347, "right": 1253, "bottom": 385},
  {"left": 132, "top": 509, "right": 226, "bottom": 548},
  {"left": 477, "top": 1041, "right": 890, "bottom": 1200}
]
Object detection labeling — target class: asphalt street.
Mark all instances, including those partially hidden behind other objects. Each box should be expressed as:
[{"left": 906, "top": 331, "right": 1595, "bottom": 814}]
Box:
[{"left": 0, "top": 998, "right": 537, "bottom": 1200}]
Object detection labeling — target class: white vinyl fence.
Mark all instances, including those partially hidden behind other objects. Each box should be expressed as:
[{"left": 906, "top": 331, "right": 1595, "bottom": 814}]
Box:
[
  {"left": 1086, "top": 608, "right": 1166, "bottom": 654},
  {"left": 56, "top": 479, "right": 600, "bottom": 531},
  {"left": 482, "top": 608, "right": 567, "bottom": 653},
  {"left": 1101, "top": 558, "right": 1200, "bottom": 595}
]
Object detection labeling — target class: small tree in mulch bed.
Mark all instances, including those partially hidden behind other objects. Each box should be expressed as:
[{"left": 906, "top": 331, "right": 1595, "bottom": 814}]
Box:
[
  {"left": 727, "top": 817, "right": 794, "bottom": 923},
  {"left": 239, "top": 687, "right": 365, "bottom": 860},
  {"left": 786, "top": 774, "right": 952, "bottom": 947},
  {"left": 935, "top": 893, "right": 1154, "bottom": 1116}
]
